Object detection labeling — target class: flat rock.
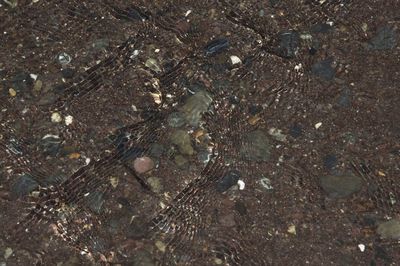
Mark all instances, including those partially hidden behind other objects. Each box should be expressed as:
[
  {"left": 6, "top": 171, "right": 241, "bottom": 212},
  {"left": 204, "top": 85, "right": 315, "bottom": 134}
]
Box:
[
  {"left": 377, "top": 219, "right": 400, "bottom": 240},
  {"left": 240, "top": 130, "right": 272, "bottom": 162},
  {"left": 319, "top": 174, "right": 363, "bottom": 198}
]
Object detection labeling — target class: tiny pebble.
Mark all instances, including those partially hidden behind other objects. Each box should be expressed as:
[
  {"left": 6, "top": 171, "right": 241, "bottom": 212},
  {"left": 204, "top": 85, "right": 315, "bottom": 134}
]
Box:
[
  {"left": 237, "top": 180, "right": 245, "bottom": 190},
  {"left": 33, "top": 80, "right": 43, "bottom": 91},
  {"left": 314, "top": 122, "right": 322, "bottom": 129},
  {"left": 65, "top": 115, "right": 73, "bottom": 126},
  {"left": 109, "top": 176, "right": 119, "bottom": 188},
  {"left": 30, "top": 73, "right": 38, "bottom": 80},
  {"left": 4, "top": 247, "right": 13, "bottom": 259},
  {"left": 230, "top": 55, "right": 242, "bottom": 65},
  {"left": 155, "top": 240, "right": 166, "bottom": 253},
  {"left": 51, "top": 112, "right": 62, "bottom": 123},
  {"left": 287, "top": 225, "right": 296, "bottom": 235},
  {"left": 8, "top": 88, "right": 16, "bottom": 97},
  {"left": 358, "top": 244, "right": 365, "bottom": 252},
  {"left": 68, "top": 152, "right": 81, "bottom": 159}
]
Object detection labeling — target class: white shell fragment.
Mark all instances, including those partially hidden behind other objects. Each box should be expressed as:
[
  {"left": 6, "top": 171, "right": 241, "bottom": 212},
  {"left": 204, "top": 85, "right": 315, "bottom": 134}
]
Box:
[
  {"left": 230, "top": 55, "right": 242, "bottom": 65},
  {"left": 65, "top": 115, "right": 73, "bottom": 126},
  {"left": 314, "top": 122, "right": 322, "bottom": 129},
  {"left": 237, "top": 180, "right": 245, "bottom": 190},
  {"left": 358, "top": 244, "right": 365, "bottom": 252}
]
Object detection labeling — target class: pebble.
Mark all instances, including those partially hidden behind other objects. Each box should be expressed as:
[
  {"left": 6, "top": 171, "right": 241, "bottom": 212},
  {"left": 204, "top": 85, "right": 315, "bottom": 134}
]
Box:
[
  {"left": 276, "top": 30, "right": 300, "bottom": 58},
  {"left": 11, "top": 174, "right": 38, "bottom": 199},
  {"left": 237, "top": 180, "right": 245, "bottom": 190},
  {"left": 147, "top": 176, "right": 162, "bottom": 193},
  {"left": 33, "top": 80, "right": 43, "bottom": 92},
  {"left": 314, "top": 122, "right": 322, "bottom": 129},
  {"left": 287, "top": 225, "right": 296, "bottom": 235},
  {"left": 170, "top": 130, "right": 194, "bottom": 155},
  {"left": 319, "top": 174, "right": 363, "bottom": 198},
  {"left": 167, "top": 112, "right": 186, "bottom": 128},
  {"left": 367, "top": 25, "right": 398, "bottom": 50},
  {"left": 92, "top": 38, "right": 110, "bottom": 50},
  {"left": 10, "top": 72, "right": 34, "bottom": 92},
  {"left": 336, "top": 88, "right": 352, "bottom": 108},
  {"left": 133, "top": 156, "right": 155, "bottom": 174},
  {"left": 40, "top": 134, "right": 61, "bottom": 156},
  {"left": 64, "top": 115, "right": 73, "bottom": 126},
  {"left": 57, "top": 52, "right": 72, "bottom": 65},
  {"left": 289, "top": 123, "right": 302, "bottom": 138},
  {"left": 259, "top": 177, "right": 273, "bottom": 190},
  {"left": 149, "top": 143, "right": 165, "bottom": 158},
  {"left": 358, "top": 244, "right": 366, "bottom": 252},
  {"left": 84, "top": 191, "right": 105, "bottom": 214},
  {"left": 145, "top": 58, "right": 162, "bottom": 73},
  {"left": 61, "top": 68, "right": 75, "bottom": 79},
  {"left": 268, "top": 128, "right": 287, "bottom": 142},
  {"left": 51, "top": 112, "right": 62, "bottom": 123},
  {"left": 240, "top": 130, "right": 271, "bottom": 162},
  {"left": 216, "top": 170, "right": 241, "bottom": 193},
  {"left": 230, "top": 55, "right": 242, "bottom": 65},
  {"left": 8, "top": 88, "right": 16, "bottom": 97},
  {"left": 204, "top": 38, "right": 229, "bottom": 56},
  {"left": 181, "top": 90, "right": 213, "bottom": 127},
  {"left": 323, "top": 154, "right": 337, "bottom": 170},
  {"left": 377, "top": 219, "right": 400, "bottom": 240},
  {"left": 4, "top": 247, "right": 12, "bottom": 260},
  {"left": 311, "top": 58, "right": 335, "bottom": 81},
  {"left": 155, "top": 240, "right": 166, "bottom": 253}
]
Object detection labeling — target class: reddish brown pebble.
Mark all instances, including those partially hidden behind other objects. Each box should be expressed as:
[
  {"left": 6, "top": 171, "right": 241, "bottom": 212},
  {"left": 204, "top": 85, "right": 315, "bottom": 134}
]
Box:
[{"left": 133, "top": 156, "right": 155, "bottom": 174}]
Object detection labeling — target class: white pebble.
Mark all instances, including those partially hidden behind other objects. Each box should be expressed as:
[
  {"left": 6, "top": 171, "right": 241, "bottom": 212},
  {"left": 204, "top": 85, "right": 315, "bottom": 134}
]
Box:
[
  {"left": 185, "top": 10, "right": 192, "bottom": 17},
  {"left": 51, "top": 112, "right": 62, "bottom": 123},
  {"left": 237, "top": 180, "right": 245, "bottom": 190},
  {"left": 358, "top": 244, "right": 365, "bottom": 252},
  {"left": 65, "top": 115, "right": 73, "bottom": 126},
  {"left": 230, "top": 55, "right": 242, "bottom": 65},
  {"left": 30, "top": 73, "right": 38, "bottom": 80},
  {"left": 314, "top": 122, "right": 322, "bottom": 129}
]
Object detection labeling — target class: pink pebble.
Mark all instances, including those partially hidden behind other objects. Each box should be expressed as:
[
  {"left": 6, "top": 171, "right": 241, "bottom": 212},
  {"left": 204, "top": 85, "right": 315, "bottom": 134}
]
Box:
[{"left": 133, "top": 156, "right": 155, "bottom": 174}]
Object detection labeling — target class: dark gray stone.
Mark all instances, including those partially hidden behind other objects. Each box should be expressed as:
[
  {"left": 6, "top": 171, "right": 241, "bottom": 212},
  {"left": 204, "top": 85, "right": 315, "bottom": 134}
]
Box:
[
  {"left": 311, "top": 58, "right": 335, "bottom": 81},
  {"left": 319, "top": 174, "right": 363, "bottom": 198},
  {"left": 216, "top": 170, "right": 241, "bottom": 193},
  {"left": 11, "top": 174, "right": 38, "bottom": 199},
  {"left": 167, "top": 112, "right": 186, "bottom": 128},
  {"left": 276, "top": 30, "right": 300, "bottom": 58},
  {"left": 367, "top": 25, "right": 398, "bottom": 51},
  {"left": 240, "top": 130, "right": 272, "bottom": 162}
]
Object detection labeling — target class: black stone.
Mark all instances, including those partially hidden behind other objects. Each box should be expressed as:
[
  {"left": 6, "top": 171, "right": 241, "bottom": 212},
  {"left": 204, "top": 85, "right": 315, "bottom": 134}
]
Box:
[
  {"left": 311, "top": 23, "right": 333, "bottom": 34},
  {"left": 289, "top": 123, "right": 302, "bottom": 138},
  {"left": 275, "top": 30, "right": 300, "bottom": 58},
  {"left": 323, "top": 154, "right": 337, "bottom": 170},
  {"left": 249, "top": 104, "right": 262, "bottom": 115},
  {"left": 204, "top": 38, "right": 229, "bottom": 56},
  {"left": 61, "top": 68, "right": 76, "bottom": 79},
  {"left": 216, "top": 170, "right": 241, "bottom": 193},
  {"left": 10, "top": 71, "right": 34, "bottom": 92},
  {"left": 39, "top": 136, "right": 62, "bottom": 156},
  {"left": 309, "top": 47, "right": 317, "bottom": 55},
  {"left": 311, "top": 58, "right": 335, "bottom": 81}
]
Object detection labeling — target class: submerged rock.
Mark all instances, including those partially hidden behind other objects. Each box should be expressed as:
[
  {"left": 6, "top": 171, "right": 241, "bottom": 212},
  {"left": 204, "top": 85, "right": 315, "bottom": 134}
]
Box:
[
  {"left": 311, "top": 58, "right": 335, "bottom": 81},
  {"left": 216, "top": 170, "right": 241, "bottom": 193},
  {"left": 240, "top": 130, "right": 272, "bottom": 162},
  {"left": 170, "top": 130, "right": 194, "bottom": 155},
  {"left": 367, "top": 25, "right": 398, "bottom": 51},
  {"left": 319, "top": 174, "right": 363, "bottom": 198},
  {"left": 204, "top": 38, "right": 229, "bottom": 56},
  {"left": 377, "top": 219, "right": 400, "bottom": 240},
  {"left": 181, "top": 90, "right": 213, "bottom": 127}
]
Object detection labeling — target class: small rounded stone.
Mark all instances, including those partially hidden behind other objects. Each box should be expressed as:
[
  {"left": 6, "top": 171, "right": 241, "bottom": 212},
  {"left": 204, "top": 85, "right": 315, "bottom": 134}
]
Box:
[{"left": 133, "top": 156, "right": 155, "bottom": 174}]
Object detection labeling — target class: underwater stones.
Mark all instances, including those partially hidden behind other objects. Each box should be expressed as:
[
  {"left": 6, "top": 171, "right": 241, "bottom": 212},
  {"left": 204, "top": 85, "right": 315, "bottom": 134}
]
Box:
[
  {"left": 204, "top": 38, "right": 229, "bottom": 56},
  {"left": 377, "top": 219, "right": 400, "bottom": 240},
  {"left": 11, "top": 174, "right": 38, "bottom": 199},
  {"left": 167, "top": 112, "right": 186, "bottom": 128},
  {"left": 240, "top": 130, "right": 272, "bottom": 162},
  {"left": 216, "top": 170, "right": 241, "bottom": 193},
  {"left": 133, "top": 156, "right": 155, "bottom": 174},
  {"left": 319, "top": 174, "right": 363, "bottom": 198},
  {"left": 276, "top": 30, "right": 300, "bottom": 58},
  {"left": 170, "top": 130, "right": 194, "bottom": 156},
  {"left": 367, "top": 25, "right": 398, "bottom": 51},
  {"left": 311, "top": 58, "right": 335, "bottom": 81},
  {"left": 181, "top": 90, "right": 212, "bottom": 127},
  {"left": 174, "top": 154, "right": 189, "bottom": 169}
]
